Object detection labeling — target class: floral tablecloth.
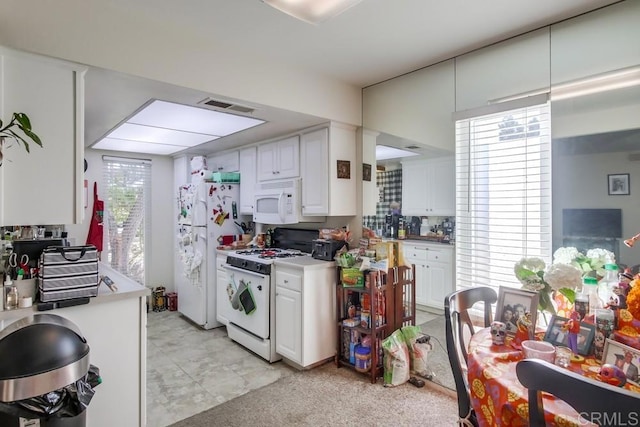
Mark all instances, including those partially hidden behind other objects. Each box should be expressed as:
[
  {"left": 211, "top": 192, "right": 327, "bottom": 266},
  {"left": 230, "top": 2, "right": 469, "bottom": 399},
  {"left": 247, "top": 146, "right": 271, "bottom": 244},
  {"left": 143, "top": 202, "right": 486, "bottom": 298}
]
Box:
[{"left": 467, "top": 328, "right": 640, "bottom": 427}]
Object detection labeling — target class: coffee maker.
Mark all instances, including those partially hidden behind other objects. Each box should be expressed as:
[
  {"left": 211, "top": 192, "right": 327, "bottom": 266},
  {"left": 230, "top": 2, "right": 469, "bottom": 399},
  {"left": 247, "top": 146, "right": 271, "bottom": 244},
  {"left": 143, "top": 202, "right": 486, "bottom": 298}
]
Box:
[{"left": 385, "top": 214, "right": 401, "bottom": 239}]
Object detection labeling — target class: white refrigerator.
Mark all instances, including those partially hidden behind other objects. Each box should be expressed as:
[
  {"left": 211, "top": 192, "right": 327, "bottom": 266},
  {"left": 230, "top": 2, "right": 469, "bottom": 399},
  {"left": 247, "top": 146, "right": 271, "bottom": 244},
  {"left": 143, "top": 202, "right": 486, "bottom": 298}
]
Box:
[{"left": 176, "top": 179, "right": 241, "bottom": 329}]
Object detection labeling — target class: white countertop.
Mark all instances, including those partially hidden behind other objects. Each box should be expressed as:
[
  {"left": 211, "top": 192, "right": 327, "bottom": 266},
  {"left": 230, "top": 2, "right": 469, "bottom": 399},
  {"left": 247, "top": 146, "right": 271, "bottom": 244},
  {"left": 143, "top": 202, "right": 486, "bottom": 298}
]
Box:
[
  {"left": 0, "top": 262, "right": 149, "bottom": 321},
  {"left": 274, "top": 256, "right": 335, "bottom": 270}
]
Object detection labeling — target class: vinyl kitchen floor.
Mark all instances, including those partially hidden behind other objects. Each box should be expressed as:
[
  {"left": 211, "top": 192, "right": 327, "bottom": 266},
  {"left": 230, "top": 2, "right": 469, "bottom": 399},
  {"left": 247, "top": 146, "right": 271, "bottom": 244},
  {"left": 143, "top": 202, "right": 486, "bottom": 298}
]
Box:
[
  {"left": 146, "top": 310, "right": 295, "bottom": 427},
  {"left": 146, "top": 307, "right": 439, "bottom": 426}
]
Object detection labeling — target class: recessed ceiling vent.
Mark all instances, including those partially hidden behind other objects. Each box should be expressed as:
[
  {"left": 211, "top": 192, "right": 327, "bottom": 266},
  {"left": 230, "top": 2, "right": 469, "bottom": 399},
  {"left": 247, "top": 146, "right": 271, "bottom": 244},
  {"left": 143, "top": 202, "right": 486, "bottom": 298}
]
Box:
[
  {"left": 200, "top": 98, "right": 256, "bottom": 114},
  {"left": 405, "top": 145, "right": 420, "bottom": 150}
]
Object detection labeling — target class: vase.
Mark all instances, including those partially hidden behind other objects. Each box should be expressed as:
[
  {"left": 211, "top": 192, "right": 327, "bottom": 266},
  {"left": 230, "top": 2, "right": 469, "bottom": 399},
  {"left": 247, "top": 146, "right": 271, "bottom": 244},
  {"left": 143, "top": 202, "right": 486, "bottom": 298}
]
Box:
[{"left": 553, "top": 291, "right": 574, "bottom": 318}]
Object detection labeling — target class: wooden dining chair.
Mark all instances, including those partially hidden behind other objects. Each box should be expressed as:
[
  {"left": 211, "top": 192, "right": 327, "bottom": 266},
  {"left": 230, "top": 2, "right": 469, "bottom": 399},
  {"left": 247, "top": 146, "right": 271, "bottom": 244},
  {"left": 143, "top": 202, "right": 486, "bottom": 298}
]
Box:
[
  {"left": 516, "top": 358, "right": 640, "bottom": 427},
  {"left": 444, "top": 286, "right": 498, "bottom": 427}
]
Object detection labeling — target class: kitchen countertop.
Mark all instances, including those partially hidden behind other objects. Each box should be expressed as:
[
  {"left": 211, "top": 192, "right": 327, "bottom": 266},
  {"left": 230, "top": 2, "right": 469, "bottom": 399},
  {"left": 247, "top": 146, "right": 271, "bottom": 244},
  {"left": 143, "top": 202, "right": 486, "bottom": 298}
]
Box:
[
  {"left": 0, "top": 262, "right": 149, "bottom": 321},
  {"left": 274, "top": 256, "right": 335, "bottom": 270}
]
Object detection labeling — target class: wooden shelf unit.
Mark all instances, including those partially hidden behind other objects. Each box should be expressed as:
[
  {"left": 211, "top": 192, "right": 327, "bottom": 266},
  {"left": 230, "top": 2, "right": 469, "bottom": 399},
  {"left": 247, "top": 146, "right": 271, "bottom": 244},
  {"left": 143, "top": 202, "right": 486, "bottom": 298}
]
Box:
[{"left": 335, "top": 265, "right": 416, "bottom": 384}]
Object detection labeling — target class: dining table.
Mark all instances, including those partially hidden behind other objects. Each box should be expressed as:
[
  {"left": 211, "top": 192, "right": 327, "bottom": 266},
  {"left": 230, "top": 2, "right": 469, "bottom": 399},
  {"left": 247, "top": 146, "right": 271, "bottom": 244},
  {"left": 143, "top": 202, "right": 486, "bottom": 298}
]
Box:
[{"left": 467, "top": 327, "right": 640, "bottom": 427}]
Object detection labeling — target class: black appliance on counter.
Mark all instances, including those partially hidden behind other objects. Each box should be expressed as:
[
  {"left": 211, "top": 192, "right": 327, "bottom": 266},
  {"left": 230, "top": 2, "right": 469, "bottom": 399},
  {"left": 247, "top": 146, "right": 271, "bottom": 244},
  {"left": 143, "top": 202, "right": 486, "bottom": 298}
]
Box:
[
  {"left": 385, "top": 214, "right": 401, "bottom": 239},
  {"left": 311, "top": 239, "right": 348, "bottom": 261}
]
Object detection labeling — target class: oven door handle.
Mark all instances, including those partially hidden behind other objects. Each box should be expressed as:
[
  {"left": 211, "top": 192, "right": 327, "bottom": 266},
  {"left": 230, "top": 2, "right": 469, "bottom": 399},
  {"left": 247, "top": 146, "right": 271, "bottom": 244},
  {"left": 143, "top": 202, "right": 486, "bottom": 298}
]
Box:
[{"left": 223, "top": 264, "right": 270, "bottom": 280}]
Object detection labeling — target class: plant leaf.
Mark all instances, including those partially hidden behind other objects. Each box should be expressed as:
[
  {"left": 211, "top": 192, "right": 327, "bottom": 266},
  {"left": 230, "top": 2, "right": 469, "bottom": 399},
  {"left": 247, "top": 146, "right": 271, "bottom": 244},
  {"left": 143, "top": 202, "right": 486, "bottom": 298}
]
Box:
[
  {"left": 14, "top": 113, "right": 32, "bottom": 131},
  {"left": 538, "top": 291, "right": 556, "bottom": 316},
  {"left": 558, "top": 287, "right": 576, "bottom": 304},
  {"left": 21, "top": 128, "right": 42, "bottom": 147}
]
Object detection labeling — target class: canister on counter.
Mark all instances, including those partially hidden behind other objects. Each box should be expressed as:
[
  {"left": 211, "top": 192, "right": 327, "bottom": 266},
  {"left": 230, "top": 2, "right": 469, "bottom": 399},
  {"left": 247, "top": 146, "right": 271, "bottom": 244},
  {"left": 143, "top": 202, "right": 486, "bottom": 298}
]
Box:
[{"left": 594, "top": 308, "right": 615, "bottom": 361}]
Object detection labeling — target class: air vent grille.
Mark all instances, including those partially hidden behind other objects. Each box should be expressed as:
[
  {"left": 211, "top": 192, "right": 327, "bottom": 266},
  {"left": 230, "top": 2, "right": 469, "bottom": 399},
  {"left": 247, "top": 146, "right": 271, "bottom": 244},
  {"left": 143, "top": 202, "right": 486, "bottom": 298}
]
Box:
[
  {"left": 405, "top": 145, "right": 420, "bottom": 150},
  {"left": 199, "top": 98, "right": 255, "bottom": 114}
]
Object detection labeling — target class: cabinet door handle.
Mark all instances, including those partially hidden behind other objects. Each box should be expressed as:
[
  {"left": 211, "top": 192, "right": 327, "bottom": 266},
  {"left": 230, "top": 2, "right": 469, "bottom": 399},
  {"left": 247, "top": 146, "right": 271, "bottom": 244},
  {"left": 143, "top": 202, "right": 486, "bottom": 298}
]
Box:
[{"left": 284, "top": 279, "right": 289, "bottom": 283}]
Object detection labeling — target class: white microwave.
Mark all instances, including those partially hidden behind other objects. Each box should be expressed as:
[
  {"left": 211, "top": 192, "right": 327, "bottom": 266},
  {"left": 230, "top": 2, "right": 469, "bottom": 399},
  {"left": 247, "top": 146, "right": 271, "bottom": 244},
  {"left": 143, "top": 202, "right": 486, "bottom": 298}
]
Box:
[{"left": 253, "top": 178, "right": 319, "bottom": 225}]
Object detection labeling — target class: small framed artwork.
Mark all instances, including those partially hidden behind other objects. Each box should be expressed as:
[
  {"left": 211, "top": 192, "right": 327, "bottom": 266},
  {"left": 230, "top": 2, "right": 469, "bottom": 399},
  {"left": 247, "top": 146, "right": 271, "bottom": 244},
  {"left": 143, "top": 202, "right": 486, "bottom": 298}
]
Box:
[
  {"left": 602, "top": 338, "right": 640, "bottom": 384},
  {"left": 495, "top": 287, "right": 539, "bottom": 336},
  {"left": 608, "top": 173, "right": 630, "bottom": 195},
  {"left": 543, "top": 315, "right": 596, "bottom": 356},
  {"left": 337, "top": 160, "right": 351, "bottom": 179},
  {"left": 363, "top": 163, "right": 372, "bottom": 182}
]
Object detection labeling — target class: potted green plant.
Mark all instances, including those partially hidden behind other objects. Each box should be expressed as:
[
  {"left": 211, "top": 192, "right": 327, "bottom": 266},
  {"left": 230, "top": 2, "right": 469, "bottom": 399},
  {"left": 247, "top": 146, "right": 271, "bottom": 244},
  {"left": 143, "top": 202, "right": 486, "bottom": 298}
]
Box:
[{"left": 0, "top": 112, "right": 42, "bottom": 166}]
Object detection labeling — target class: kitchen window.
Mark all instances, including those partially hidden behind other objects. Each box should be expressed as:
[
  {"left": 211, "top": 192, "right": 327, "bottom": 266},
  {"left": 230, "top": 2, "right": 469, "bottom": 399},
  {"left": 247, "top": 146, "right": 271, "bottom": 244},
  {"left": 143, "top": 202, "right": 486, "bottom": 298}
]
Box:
[
  {"left": 454, "top": 94, "right": 551, "bottom": 295},
  {"left": 103, "top": 156, "right": 151, "bottom": 285}
]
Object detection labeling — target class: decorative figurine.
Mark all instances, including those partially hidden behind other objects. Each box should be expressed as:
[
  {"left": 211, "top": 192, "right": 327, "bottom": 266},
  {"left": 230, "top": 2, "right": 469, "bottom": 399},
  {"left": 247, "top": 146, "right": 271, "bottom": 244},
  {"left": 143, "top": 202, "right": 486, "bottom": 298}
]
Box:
[
  {"left": 490, "top": 321, "right": 507, "bottom": 346},
  {"left": 563, "top": 310, "right": 581, "bottom": 354},
  {"left": 598, "top": 363, "right": 627, "bottom": 387},
  {"left": 513, "top": 311, "right": 534, "bottom": 349}
]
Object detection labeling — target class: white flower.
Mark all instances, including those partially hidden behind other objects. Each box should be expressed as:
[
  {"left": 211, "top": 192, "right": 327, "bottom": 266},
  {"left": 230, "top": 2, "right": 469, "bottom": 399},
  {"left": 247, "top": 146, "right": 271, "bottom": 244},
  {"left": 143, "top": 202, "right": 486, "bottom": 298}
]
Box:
[
  {"left": 544, "top": 263, "right": 582, "bottom": 291},
  {"left": 514, "top": 257, "right": 546, "bottom": 274},
  {"left": 586, "top": 248, "right": 615, "bottom": 265},
  {"left": 553, "top": 247, "right": 580, "bottom": 265}
]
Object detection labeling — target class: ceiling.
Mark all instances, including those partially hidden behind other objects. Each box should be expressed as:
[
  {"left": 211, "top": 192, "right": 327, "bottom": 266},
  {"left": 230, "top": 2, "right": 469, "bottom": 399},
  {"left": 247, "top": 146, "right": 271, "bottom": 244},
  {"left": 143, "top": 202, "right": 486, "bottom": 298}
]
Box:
[{"left": 84, "top": 0, "right": 621, "bottom": 156}]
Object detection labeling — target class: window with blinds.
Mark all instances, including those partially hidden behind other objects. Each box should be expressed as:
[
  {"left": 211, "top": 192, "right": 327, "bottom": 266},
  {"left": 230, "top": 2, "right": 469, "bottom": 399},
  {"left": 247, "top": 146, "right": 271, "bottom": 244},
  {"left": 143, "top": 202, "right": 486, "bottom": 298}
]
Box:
[
  {"left": 103, "top": 156, "right": 151, "bottom": 285},
  {"left": 455, "top": 96, "right": 551, "bottom": 295}
]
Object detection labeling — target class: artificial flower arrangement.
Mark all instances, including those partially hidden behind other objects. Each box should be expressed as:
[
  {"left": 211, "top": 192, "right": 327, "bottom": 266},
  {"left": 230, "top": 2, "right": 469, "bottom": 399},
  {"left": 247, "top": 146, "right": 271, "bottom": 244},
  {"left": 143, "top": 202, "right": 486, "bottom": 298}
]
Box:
[
  {"left": 513, "top": 247, "right": 612, "bottom": 315},
  {"left": 514, "top": 257, "right": 583, "bottom": 315},
  {"left": 627, "top": 278, "right": 640, "bottom": 322},
  {"left": 552, "top": 247, "right": 615, "bottom": 278}
]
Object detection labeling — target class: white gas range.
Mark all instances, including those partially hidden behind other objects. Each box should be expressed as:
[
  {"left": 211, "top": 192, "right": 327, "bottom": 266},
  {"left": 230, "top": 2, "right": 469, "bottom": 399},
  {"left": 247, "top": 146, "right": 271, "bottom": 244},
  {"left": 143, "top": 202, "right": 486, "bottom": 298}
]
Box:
[{"left": 221, "top": 248, "right": 309, "bottom": 362}]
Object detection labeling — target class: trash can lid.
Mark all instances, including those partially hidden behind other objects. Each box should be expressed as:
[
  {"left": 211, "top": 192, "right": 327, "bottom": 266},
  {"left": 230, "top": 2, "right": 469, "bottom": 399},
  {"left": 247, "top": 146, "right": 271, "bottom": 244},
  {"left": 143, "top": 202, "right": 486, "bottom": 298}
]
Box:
[{"left": 0, "top": 314, "right": 90, "bottom": 402}]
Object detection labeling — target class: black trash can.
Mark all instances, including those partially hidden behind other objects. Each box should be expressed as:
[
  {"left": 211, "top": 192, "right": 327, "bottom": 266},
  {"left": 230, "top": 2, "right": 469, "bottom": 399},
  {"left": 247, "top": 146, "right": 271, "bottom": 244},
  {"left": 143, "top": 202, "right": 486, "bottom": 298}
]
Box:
[{"left": 0, "top": 314, "right": 100, "bottom": 427}]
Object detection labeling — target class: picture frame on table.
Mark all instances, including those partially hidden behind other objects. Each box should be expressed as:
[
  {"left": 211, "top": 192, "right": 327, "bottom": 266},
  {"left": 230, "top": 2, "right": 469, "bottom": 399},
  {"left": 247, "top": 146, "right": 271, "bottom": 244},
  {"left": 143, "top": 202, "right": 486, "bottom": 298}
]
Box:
[
  {"left": 608, "top": 173, "right": 630, "bottom": 195},
  {"left": 602, "top": 338, "right": 640, "bottom": 384},
  {"left": 495, "top": 287, "right": 539, "bottom": 336},
  {"left": 542, "top": 315, "right": 596, "bottom": 356}
]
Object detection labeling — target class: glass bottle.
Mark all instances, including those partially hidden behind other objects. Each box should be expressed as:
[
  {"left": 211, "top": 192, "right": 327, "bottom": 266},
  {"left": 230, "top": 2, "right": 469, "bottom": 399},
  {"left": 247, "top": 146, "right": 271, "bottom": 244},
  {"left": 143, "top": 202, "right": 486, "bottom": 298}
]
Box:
[
  {"left": 6, "top": 283, "right": 18, "bottom": 310},
  {"left": 581, "top": 276, "right": 602, "bottom": 317},
  {"left": 598, "top": 263, "right": 618, "bottom": 306}
]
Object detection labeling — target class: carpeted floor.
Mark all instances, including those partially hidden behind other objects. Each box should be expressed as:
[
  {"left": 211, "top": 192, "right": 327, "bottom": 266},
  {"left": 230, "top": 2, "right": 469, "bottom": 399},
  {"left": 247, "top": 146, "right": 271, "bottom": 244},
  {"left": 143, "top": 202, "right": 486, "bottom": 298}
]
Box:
[
  {"left": 169, "top": 360, "right": 457, "bottom": 427},
  {"left": 419, "top": 315, "right": 455, "bottom": 391}
]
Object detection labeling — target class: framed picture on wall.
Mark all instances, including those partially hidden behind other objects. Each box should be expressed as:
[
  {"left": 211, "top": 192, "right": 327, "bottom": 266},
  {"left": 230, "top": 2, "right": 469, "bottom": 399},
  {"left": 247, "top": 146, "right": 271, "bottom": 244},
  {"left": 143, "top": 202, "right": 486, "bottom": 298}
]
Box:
[{"left": 608, "top": 173, "right": 630, "bottom": 195}]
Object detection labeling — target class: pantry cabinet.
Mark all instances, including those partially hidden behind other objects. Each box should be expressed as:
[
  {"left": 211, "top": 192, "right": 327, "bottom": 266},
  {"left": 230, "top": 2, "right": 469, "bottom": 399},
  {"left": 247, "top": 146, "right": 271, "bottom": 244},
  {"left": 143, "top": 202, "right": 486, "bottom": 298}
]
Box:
[
  {"left": 257, "top": 135, "right": 299, "bottom": 181},
  {"left": 300, "top": 124, "right": 356, "bottom": 216},
  {"left": 238, "top": 147, "right": 257, "bottom": 214},
  {"left": 401, "top": 157, "right": 455, "bottom": 217},
  {"left": 207, "top": 150, "right": 239, "bottom": 172},
  {"left": 403, "top": 242, "right": 454, "bottom": 310},
  {"left": 0, "top": 47, "right": 86, "bottom": 226},
  {"left": 273, "top": 259, "right": 335, "bottom": 368}
]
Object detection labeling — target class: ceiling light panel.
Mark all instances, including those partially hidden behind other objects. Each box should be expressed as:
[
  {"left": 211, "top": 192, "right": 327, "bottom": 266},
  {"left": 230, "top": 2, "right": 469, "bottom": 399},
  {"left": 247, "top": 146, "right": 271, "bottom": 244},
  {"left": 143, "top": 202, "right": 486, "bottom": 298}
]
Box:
[
  {"left": 263, "top": 0, "right": 363, "bottom": 24},
  {"left": 108, "top": 123, "right": 215, "bottom": 147},
  {"left": 128, "top": 100, "right": 264, "bottom": 136},
  {"left": 93, "top": 138, "right": 188, "bottom": 155},
  {"left": 376, "top": 145, "right": 419, "bottom": 161}
]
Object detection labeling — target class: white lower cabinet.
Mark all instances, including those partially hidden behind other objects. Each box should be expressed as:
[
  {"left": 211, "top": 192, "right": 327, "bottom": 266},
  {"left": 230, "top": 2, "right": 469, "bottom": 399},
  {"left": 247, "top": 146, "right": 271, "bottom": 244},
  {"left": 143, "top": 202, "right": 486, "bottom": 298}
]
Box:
[
  {"left": 403, "top": 242, "right": 454, "bottom": 310},
  {"left": 274, "top": 261, "right": 335, "bottom": 368}
]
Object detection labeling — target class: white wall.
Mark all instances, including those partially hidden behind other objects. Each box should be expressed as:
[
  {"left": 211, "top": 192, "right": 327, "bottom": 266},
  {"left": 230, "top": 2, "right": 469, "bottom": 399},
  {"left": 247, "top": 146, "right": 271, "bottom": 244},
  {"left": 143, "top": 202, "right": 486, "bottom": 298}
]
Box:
[
  {"left": 0, "top": 0, "right": 361, "bottom": 127},
  {"left": 65, "top": 149, "right": 174, "bottom": 290}
]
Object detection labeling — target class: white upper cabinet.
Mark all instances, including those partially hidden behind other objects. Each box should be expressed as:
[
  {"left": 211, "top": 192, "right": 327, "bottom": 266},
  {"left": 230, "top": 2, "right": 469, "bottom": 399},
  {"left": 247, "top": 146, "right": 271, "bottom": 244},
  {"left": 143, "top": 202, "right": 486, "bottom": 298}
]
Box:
[
  {"left": 363, "top": 59, "right": 455, "bottom": 152},
  {"left": 207, "top": 150, "right": 239, "bottom": 172},
  {"left": 257, "top": 135, "right": 299, "bottom": 181},
  {"left": 301, "top": 124, "right": 356, "bottom": 216},
  {"left": 239, "top": 146, "right": 257, "bottom": 214},
  {"left": 402, "top": 157, "right": 454, "bottom": 217},
  {"left": 0, "top": 47, "right": 86, "bottom": 226}
]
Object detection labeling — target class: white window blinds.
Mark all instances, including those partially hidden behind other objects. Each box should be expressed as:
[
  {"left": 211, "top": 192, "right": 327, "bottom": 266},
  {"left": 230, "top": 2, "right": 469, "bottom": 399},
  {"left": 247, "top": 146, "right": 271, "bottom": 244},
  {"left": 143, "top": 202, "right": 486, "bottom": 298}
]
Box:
[
  {"left": 103, "top": 156, "right": 151, "bottom": 285},
  {"left": 455, "top": 98, "right": 552, "bottom": 294}
]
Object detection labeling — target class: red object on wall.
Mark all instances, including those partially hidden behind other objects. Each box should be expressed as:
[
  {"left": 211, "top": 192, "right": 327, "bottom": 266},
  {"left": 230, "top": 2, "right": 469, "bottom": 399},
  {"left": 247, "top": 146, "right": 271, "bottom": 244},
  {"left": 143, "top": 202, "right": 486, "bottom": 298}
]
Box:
[
  {"left": 166, "top": 292, "right": 178, "bottom": 311},
  {"left": 86, "top": 182, "right": 104, "bottom": 253}
]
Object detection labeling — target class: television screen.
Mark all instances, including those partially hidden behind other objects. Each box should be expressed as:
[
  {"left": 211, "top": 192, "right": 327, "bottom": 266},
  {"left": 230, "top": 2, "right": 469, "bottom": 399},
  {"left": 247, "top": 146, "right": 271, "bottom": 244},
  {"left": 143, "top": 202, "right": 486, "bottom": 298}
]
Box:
[{"left": 562, "top": 209, "right": 622, "bottom": 238}]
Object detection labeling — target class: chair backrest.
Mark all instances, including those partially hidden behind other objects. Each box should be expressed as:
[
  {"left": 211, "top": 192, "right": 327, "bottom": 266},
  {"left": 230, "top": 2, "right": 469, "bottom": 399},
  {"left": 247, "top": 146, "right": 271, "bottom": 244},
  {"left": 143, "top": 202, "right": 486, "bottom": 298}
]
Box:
[
  {"left": 516, "top": 358, "right": 640, "bottom": 427},
  {"left": 444, "top": 286, "right": 497, "bottom": 425}
]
